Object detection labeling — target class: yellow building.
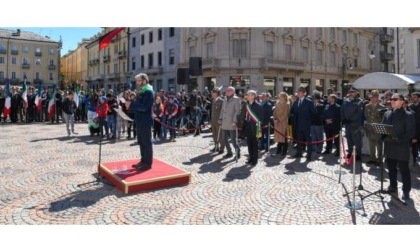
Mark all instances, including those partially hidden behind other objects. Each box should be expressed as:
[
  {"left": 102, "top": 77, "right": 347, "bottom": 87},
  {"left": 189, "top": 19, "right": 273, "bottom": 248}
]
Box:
[
  {"left": 86, "top": 27, "right": 131, "bottom": 92},
  {"left": 0, "top": 28, "right": 61, "bottom": 88},
  {"left": 61, "top": 38, "right": 91, "bottom": 91}
]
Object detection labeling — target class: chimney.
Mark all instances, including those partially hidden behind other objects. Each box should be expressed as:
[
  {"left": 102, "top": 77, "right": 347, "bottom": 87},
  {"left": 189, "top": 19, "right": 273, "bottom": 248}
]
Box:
[{"left": 12, "top": 29, "right": 21, "bottom": 37}]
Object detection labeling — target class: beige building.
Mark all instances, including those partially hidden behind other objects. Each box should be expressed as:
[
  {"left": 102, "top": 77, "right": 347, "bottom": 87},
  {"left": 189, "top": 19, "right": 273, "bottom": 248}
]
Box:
[
  {"left": 60, "top": 39, "right": 91, "bottom": 91},
  {"left": 0, "top": 28, "right": 61, "bottom": 88},
  {"left": 397, "top": 28, "right": 420, "bottom": 75},
  {"left": 85, "top": 28, "right": 131, "bottom": 92},
  {"left": 179, "top": 27, "right": 383, "bottom": 96}
]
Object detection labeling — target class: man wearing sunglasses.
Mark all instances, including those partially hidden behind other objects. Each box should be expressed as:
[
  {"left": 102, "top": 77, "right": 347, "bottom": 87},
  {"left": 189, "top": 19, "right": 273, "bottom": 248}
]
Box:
[{"left": 382, "top": 93, "right": 415, "bottom": 201}]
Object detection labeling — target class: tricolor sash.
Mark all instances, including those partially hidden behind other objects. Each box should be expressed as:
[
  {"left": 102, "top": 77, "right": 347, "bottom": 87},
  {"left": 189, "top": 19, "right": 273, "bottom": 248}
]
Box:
[{"left": 246, "top": 103, "right": 262, "bottom": 138}]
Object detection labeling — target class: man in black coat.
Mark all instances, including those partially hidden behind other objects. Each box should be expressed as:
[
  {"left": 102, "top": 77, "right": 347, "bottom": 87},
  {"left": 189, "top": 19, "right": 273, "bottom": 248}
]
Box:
[
  {"left": 382, "top": 93, "right": 415, "bottom": 201},
  {"left": 259, "top": 92, "right": 273, "bottom": 151},
  {"left": 245, "top": 90, "right": 264, "bottom": 166},
  {"left": 291, "top": 86, "right": 317, "bottom": 161},
  {"left": 322, "top": 94, "right": 341, "bottom": 156}
]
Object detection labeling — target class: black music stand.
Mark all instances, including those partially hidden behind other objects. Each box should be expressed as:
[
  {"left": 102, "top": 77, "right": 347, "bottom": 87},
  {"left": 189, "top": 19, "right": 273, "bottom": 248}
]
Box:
[{"left": 362, "top": 123, "right": 405, "bottom": 205}]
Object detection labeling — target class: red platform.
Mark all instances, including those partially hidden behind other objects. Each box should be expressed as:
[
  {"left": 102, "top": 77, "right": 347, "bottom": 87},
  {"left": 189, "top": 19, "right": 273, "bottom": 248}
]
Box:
[{"left": 98, "top": 158, "right": 191, "bottom": 194}]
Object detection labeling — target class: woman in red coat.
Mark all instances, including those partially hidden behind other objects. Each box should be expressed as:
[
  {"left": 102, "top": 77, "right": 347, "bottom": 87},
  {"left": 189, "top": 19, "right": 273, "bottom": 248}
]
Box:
[{"left": 96, "top": 96, "right": 109, "bottom": 139}]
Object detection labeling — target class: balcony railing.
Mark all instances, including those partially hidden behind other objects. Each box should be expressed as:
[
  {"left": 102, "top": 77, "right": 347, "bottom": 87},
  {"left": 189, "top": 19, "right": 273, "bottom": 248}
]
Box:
[
  {"left": 380, "top": 51, "right": 394, "bottom": 61},
  {"left": 103, "top": 55, "right": 111, "bottom": 62},
  {"left": 22, "top": 63, "right": 30, "bottom": 69},
  {"left": 259, "top": 58, "right": 305, "bottom": 71},
  {"left": 96, "top": 74, "right": 105, "bottom": 80},
  {"left": 11, "top": 50, "right": 18, "bottom": 55},
  {"left": 202, "top": 59, "right": 219, "bottom": 70},
  {"left": 0, "top": 48, "right": 6, "bottom": 54},
  {"left": 380, "top": 32, "right": 394, "bottom": 43},
  {"left": 48, "top": 65, "right": 56, "bottom": 70},
  {"left": 144, "top": 67, "right": 163, "bottom": 75},
  {"left": 118, "top": 50, "right": 127, "bottom": 58},
  {"left": 123, "top": 71, "right": 133, "bottom": 76},
  {"left": 35, "top": 51, "right": 42, "bottom": 56},
  {"left": 107, "top": 73, "right": 120, "bottom": 79}
]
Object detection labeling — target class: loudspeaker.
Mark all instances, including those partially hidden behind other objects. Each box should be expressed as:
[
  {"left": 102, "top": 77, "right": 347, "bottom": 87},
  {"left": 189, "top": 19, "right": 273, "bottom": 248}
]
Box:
[
  {"left": 189, "top": 57, "right": 202, "bottom": 76},
  {"left": 177, "top": 68, "right": 190, "bottom": 85}
]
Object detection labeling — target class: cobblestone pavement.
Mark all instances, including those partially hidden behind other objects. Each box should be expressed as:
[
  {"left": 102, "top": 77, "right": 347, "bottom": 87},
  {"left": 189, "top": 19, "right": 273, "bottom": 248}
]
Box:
[{"left": 0, "top": 122, "right": 419, "bottom": 225}]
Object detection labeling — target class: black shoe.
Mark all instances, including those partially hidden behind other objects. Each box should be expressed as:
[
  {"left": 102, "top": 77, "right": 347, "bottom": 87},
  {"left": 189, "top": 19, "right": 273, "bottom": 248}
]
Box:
[
  {"left": 366, "top": 160, "right": 376, "bottom": 164},
  {"left": 246, "top": 159, "right": 253, "bottom": 164},
  {"left": 131, "top": 161, "right": 142, "bottom": 168},
  {"left": 334, "top": 151, "right": 339, "bottom": 157},
  {"left": 210, "top": 147, "right": 217, "bottom": 153},
  {"left": 293, "top": 154, "right": 302, "bottom": 158},
  {"left": 217, "top": 149, "right": 224, "bottom": 155},
  {"left": 402, "top": 193, "right": 410, "bottom": 201},
  {"left": 136, "top": 163, "right": 152, "bottom": 171},
  {"left": 385, "top": 186, "right": 397, "bottom": 194},
  {"left": 322, "top": 150, "right": 331, "bottom": 154},
  {"left": 223, "top": 153, "right": 233, "bottom": 158},
  {"left": 250, "top": 161, "right": 257, "bottom": 166}
]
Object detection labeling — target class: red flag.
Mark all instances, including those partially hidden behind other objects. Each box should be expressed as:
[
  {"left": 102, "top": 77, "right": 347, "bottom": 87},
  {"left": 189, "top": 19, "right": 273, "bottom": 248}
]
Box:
[{"left": 99, "top": 27, "right": 125, "bottom": 51}]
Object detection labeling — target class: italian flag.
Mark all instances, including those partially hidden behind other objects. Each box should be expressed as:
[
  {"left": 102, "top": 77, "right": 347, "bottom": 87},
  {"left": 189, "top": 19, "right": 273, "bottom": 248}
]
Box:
[
  {"left": 22, "top": 77, "right": 28, "bottom": 108},
  {"left": 3, "top": 80, "right": 11, "bottom": 118},
  {"left": 74, "top": 85, "right": 80, "bottom": 108},
  {"left": 48, "top": 85, "right": 56, "bottom": 120},
  {"left": 34, "top": 81, "right": 42, "bottom": 112}
]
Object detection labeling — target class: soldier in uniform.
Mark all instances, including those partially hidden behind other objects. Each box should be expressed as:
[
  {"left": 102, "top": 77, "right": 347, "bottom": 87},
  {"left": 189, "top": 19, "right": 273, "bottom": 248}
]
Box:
[
  {"left": 341, "top": 87, "right": 364, "bottom": 160},
  {"left": 364, "top": 90, "right": 386, "bottom": 165},
  {"left": 210, "top": 88, "right": 224, "bottom": 154}
]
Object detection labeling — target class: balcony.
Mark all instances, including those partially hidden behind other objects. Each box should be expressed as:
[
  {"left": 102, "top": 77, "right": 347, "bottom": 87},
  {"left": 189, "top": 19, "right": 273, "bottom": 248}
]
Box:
[
  {"left": 48, "top": 65, "right": 56, "bottom": 70},
  {"left": 96, "top": 74, "right": 105, "bottom": 80},
  {"left": 380, "top": 51, "right": 394, "bottom": 61},
  {"left": 33, "top": 79, "right": 42, "bottom": 84},
  {"left": 10, "top": 78, "right": 20, "bottom": 84},
  {"left": 123, "top": 71, "right": 133, "bottom": 77},
  {"left": 107, "top": 73, "right": 120, "bottom": 80},
  {"left": 35, "top": 51, "right": 42, "bottom": 56},
  {"left": 380, "top": 32, "right": 394, "bottom": 43},
  {"left": 202, "top": 59, "right": 219, "bottom": 70},
  {"left": 0, "top": 48, "right": 6, "bottom": 54},
  {"left": 22, "top": 63, "right": 30, "bottom": 69},
  {"left": 11, "top": 49, "right": 18, "bottom": 55},
  {"left": 259, "top": 58, "right": 305, "bottom": 72},
  {"left": 118, "top": 50, "right": 127, "bottom": 58},
  {"left": 144, "top": 67, "right": 163, "bottom": 75},
  {"left": 89, "top": 58, "right": 99, "bottom": 65},
  {"left": 103, "top": 55, "right": 111, "bottom": 62}
]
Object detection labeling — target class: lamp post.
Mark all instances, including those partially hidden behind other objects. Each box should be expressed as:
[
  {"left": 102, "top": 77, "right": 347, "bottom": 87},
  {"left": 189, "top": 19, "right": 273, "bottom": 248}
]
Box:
[{"left": 341, "top": 56, "right": 354, "bottom": 96}]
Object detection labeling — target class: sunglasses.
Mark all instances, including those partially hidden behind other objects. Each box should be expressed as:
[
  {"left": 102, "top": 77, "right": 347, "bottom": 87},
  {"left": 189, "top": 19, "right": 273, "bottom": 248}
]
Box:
[{"left": 390, "top": 98, "right": 401, "bottom": 101}]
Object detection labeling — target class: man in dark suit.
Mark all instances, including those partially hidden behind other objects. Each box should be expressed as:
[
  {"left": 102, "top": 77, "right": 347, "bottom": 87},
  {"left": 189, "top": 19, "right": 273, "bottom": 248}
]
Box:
[
  {"left": 382, "top": 93, "right": 415, "bottom": 201},
  {"left": 292, "top": 86, "right": 317, "bottom": 161},
  {"left": 322, "top": 94, "right": 341, "bottom": 156},
  {"left": 245, "top": 90, "right": 264, "bottom": 166},
  {"left": 259, "top": 92, "right": 273, "bottom": 151},
  {"left": 127, "top": 73, "right": 154, "bottom": 171}
]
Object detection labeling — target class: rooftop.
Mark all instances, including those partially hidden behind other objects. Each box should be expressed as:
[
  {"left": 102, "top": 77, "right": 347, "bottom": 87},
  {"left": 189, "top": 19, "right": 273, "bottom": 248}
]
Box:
[{"left": 0, "top": 28, "right": 59, "bottom": 43}]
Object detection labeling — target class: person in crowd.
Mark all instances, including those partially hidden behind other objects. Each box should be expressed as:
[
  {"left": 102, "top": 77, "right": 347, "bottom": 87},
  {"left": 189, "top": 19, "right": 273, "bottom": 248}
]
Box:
[
  {"left": 0, "top": 87, "right": 5, "bottom": 123},
  {"left": 152, "top": 95, "right": 164, "bottom": 142},
  {"left": 237, "top": 92, "right": 247, "bottom": 140},
  {"left": 11, "top": 87, "right": 22, "bottom": 123},
  {"left": 84, "top": 92, "right": 99, "bottom": 124},
  {"left": 291, "top": 86, "right": 316, "bottom": 161},
  {"left": 364, "top": 90, "right": 386, "bottom": 165},
  {"left": 165, "top": 96, "right": 179, "bottom": 142},
  {"left": 273, "top": 92, "right": 289, "bottom": 155},
  {"left": 54, "top": 90, "right": 63, "bottom": 123},
  {"left": 116, "top": 91, "right": 129, "bottom": 139},
  {"left": 190, "top": 89, "right": 202, "bottom": 136},
  {"left": 158, "top": 89, "right": 168, "bottom": 141},
  {"left": 259, "top": 92, "right": 273, "bottom": 151},
  {"left": 210, "top": 88, "right": 224, "bottom": 154},
  {"left": 96, "top": 96, "right": 109, "bottom": 139},
  {"left": 244, "top": 90, "right": 264, "bottom": 166},
  {"left": 311, "top": 92, "right": 325, "bottom": 154},
  {"left": 41, "top": 87, "right": 49, "bottom": 122},
  {"left": 126, "top": 92, "right": 137, "bottom": 140},
  {"left": 341, "top": 87, "right": 364, "bottom": 161},
  {"left": 106, "top": 93, "right": 118, "bottom": 139},
  {"left": 27, "top": 87, "right": 36, "bottom": 122},
  {"left": 219, "top": 86, "right": 241, "bottom": 159},
  {"left": 382, "top": 93, "right": 415, "bottom": 201},
  {"left": 408, "top": 92, "right": 420, "bottom": 166},
  {"left": 62, "top": 91, "right": 78, "bottom": 137},
  {"left": 88, "top": 115, "right": 100, "bottom": 136},
  {"left": 127, "top": 73, "right": 154, "bottom": 171},
  {"left": 322, "top": 94, "right": 341, "bottom": 156}
]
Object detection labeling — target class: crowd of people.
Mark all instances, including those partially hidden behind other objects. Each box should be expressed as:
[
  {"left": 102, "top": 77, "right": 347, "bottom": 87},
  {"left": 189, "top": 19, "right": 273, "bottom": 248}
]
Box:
[{"left": 1, "top": 77, "right": 418, "bottom": 200}]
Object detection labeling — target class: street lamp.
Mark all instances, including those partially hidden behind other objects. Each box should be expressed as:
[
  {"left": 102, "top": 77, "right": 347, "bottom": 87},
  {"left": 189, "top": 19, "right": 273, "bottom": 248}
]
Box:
[{"left": 341, "top": 56, "right": 354, "bottom": 78}]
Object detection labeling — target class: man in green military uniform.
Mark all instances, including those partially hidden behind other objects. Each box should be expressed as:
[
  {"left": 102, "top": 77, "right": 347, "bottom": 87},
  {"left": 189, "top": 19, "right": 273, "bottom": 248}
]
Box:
[
  {"left": 210, "top": 88, "right": 225, "bottom": 154},
  {"left": 364, "top": 90, "right": 386, "bottom": 165}
]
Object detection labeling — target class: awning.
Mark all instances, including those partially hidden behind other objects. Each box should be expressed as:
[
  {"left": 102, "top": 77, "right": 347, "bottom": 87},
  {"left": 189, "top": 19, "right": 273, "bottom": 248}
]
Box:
[{"left": 352, "top": 72, "right": 420, "bottom": 90}]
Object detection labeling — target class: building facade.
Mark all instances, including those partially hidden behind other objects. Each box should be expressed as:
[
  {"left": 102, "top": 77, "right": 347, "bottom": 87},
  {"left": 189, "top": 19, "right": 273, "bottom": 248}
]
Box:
[
  {"left": 0, "top": 28, "right": 61, "bottom": 88},
  {"left": 130, "top": 27, "right": 180, "bottom": 92},
  {"left": 179, "top": 27, "right": 383, "bottom": 96},
  {"left": 60, "top": 38, "right": 91, "bottom": 91},
  {"left": 85, "top": 27, "right": 130, "bottom": 92},
  {"left": 397, "top": 28, "right": 420, "bottom": 75}
]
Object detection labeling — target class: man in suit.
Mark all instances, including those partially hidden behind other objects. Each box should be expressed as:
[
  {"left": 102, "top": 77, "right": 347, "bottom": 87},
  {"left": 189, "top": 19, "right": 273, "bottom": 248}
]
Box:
[
  {"left": 259, "top": 92, "right": 273, "bottom": 151},
  {"left": 292, "top": 86, "right": 317, "bottom": 161},
  {"left": 219, "top": 86, "right": 241, "bottom": 159},
  {"left": 408, "top": 92, "right": 420, "bottom": 165},
  {"left": 245, "top": 90, "right": 265, "bottom": 166},
  {"left": 382, "top": 93, "right": 415, "bottom": 201},
  {"left": 127, "top": 73, "right": 154, "bottom": 171},
  {"left": 341, "top": 87, "right": 364, "bottom": 160},
  {"left": 322, "top": 94, "right": 341, "bottom": 156}
]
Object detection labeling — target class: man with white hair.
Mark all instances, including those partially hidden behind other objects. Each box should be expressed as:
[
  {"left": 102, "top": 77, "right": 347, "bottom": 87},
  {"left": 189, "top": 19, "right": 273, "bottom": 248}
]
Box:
[
  {"left": 245, "top": 90, "right": 264, "bottom": 166},
  {"left": 219, "top": 86, "right": 241, "bottom": 159},
  {"left": 126, "top": 73, "right": 154, "bottom": 171}
]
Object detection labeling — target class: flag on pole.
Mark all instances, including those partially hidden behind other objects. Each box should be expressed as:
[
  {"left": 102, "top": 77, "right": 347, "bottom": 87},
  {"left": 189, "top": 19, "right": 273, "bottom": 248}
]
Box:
[
  {"left": 99, "top": 27, "right": 125, "bottom": 51},
  {"left": 74, "top": 85, "right": 80, "bottom": 108},
  {"left": 3, "top": 80, "right": 11, "bottom": 118},
  {"left": 35, "top": 81, "right": 43, "bottom": 112},
  {"left": 48, "top": 85, "right": 56, "bottom": 120},
  {"left": 22, "top": 76, "right": 28, "bottom": 108}
]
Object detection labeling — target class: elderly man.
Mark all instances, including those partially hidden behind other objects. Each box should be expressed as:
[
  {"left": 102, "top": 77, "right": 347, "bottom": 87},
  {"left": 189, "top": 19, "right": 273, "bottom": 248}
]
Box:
[
  {"left": 127, "top": 73, "right": 154, "bottom": 171},
  {"left": 364, "top": 90, "right": 386, "bottom": 165},
  {"left": 341, "top": 87, "right": 364, "bottom": 161},
  {"left": 219, "top": 86, "right": 241, "bottom": 159},
  {"left": 245, "top": 90, "right": 264, "bottom": 166}
]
